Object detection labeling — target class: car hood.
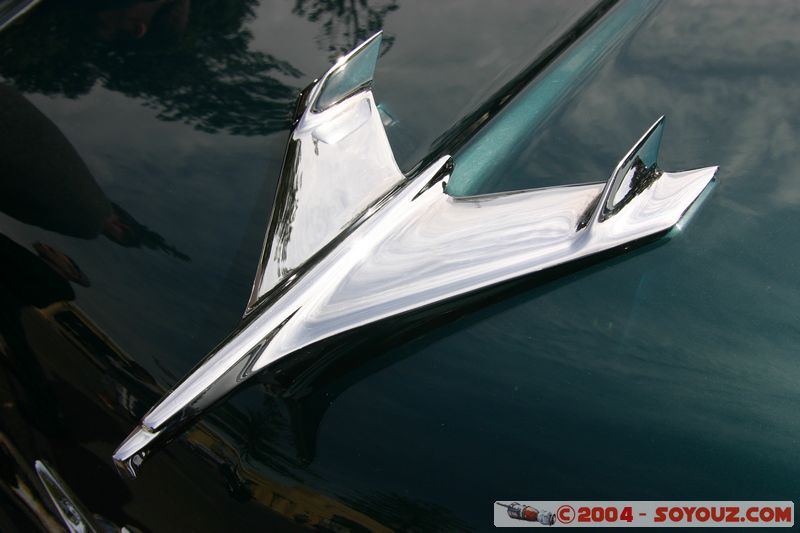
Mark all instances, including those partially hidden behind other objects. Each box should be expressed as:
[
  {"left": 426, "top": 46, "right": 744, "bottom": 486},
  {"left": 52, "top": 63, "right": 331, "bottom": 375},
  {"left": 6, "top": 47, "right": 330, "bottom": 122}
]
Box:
[{"left": 0, "top": 0, "right": 798, "bottom": 531}]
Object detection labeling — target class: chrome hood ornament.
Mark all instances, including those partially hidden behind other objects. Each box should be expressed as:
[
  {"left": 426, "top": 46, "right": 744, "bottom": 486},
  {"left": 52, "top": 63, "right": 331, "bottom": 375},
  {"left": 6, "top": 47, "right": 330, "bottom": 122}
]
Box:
[{"left": 114, "top": 32, "right": 717, "bottom": 477}]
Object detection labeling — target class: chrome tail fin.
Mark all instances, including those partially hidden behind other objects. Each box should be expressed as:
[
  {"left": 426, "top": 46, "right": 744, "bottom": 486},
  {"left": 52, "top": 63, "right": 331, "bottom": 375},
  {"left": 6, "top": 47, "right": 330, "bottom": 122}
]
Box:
[{"left": 580, "top": 117, "right": 717, "bottom": 240}]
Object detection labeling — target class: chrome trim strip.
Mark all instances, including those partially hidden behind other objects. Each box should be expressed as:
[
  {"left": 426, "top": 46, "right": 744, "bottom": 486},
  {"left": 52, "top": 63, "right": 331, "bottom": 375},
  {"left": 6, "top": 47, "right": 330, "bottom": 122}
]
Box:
[
  {"left": 0, "top": 0, "right": 43, "bottom": 33},
  {"left": 446, "top": 0, "right": 660, "bottom": 196},
  {"left": 35, "top": 460, "right": 101, "bottom": 533}
]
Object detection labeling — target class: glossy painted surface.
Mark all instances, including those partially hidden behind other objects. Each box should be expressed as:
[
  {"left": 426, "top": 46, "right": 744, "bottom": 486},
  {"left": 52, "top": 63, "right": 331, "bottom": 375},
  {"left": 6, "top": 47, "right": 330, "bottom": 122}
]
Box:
[{"left": 1, "top": 1, "right": 798, "bottom": 532}]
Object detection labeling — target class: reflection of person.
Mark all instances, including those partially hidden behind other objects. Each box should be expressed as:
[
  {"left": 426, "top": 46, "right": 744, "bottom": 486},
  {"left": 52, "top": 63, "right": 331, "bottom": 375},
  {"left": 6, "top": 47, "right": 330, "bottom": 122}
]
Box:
[
  {"left": 95, "top": 0, "right": 190, "bottom": 42},
  {"left": 0, "top": 83, "right": 188, "bottom": 259},
  {"left": 0, "top": 83, "right": 111, "bottom": 239}
]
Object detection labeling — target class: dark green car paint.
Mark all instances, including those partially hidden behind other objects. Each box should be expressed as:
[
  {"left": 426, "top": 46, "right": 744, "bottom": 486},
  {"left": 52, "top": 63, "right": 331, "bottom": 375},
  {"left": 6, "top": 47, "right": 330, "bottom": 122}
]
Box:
[{"left": 0, "top": 1, "right": 798, "bottom": 531}]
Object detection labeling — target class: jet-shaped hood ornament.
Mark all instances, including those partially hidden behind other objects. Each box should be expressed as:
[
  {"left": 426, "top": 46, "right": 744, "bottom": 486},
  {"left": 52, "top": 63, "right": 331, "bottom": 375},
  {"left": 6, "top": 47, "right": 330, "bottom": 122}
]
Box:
[{"left": 114, "top": 31, "right": 717, "bottom": 477}]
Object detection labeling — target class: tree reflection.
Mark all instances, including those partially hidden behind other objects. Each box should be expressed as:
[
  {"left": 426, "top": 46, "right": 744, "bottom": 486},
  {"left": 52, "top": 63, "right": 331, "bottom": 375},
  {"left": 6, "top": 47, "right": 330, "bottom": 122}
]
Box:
[
  {"left": 0, "top": 1, "right": 400, "bottom": 136},
  {"left": 293, "top": 0, "right": 397, "bottom": 60},
  {"left": 0, "top": 0, "right": 302, "bottom": 136}
]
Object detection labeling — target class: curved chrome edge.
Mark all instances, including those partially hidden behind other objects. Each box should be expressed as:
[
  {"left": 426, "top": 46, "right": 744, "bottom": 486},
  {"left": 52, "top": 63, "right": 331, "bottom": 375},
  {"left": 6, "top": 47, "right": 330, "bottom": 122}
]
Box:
[
  {"left": 113, "top": 32, "right": 718, "bottom": 478},
  {"left": 35, "top": 460, "right": 101, "bottom": 533},
  {"left": 310, "top": 30, "right": 383, "bottom": 113},
  {"left": 0, "top": 0, "right": 43, "bottom": 33},
  {"left": 112, "top": 425, "right": 161, "bottom": 478}
]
